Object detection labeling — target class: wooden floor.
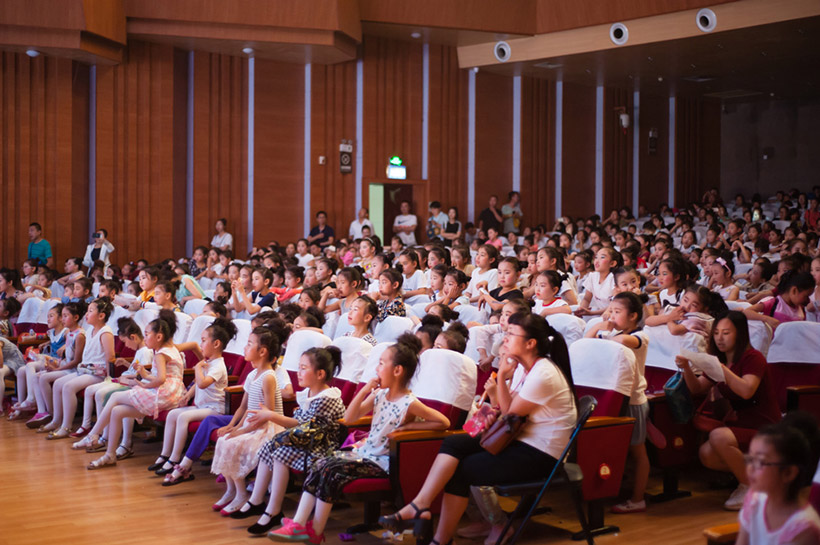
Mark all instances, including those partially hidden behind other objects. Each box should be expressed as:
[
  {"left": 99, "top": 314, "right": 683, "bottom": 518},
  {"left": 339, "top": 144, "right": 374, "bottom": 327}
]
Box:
[{"left": 0, "top": 417, "right": 737, "bottom": 545}]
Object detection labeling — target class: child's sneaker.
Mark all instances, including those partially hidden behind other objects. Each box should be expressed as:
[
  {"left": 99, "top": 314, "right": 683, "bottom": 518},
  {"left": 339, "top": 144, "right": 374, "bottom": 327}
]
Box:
[
  {"left": 268, "top": 518, "right": 311, "bottom": 542},
  {"left": 611, "top": 499, "right": 646, "bottom": 514},
  {"left": 26, "top": 412, "right": 50, "bottom": 428}
]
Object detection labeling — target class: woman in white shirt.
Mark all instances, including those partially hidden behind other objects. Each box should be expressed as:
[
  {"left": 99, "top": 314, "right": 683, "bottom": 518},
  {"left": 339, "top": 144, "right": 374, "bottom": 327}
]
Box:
[
  {"left": 211, "top": 218, "right": 234, "bottom": 252},
  {"left": 82, "top": 229, "right": 115, "bottom": 273},
  {"left": 380, "top": 312, "right": 578, "bottom": 544}
]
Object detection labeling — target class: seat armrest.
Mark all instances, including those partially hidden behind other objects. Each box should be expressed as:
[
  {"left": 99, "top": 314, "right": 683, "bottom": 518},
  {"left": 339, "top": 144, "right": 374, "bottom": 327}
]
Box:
[
  {"left": 787, "top": 385, "right": 820, "bottom": 394},
  {"left": 225, "top": 385, "right": 244, "bottom": 394},
  {"left": 388, "top": 429, "right": 464, "bottom": 442},
  {"left": 343, "top": 415, "right": 373, "bottom": 428},
  {"left": 703, "top": 522, "right": 739, "bottom": 544},
  {"left": 183, "top": 368, "right": 194, "bottom": 377},
  {"left": 584, "top": 416, "right": 636, "bottom": 429},
  {"left": 646, "top": 392, "right": 666, "bottom": 402}
]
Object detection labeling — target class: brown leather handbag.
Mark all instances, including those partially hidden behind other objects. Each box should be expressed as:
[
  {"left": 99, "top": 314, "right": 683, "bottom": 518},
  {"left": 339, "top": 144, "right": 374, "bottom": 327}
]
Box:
[{"left": 479, "top": 414, "right": 528, "bottom": 455}]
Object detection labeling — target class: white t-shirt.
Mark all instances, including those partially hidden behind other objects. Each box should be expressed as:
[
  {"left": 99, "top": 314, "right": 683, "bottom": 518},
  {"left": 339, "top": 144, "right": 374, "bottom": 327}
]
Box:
[
  {"left": 465, "top": 268, "right": 499, "bottom": 297},
  {"left": 533, "top": 298, "right": 569, "bottom": 316},
  {"left": 511, "top": 358, "right": 577, "bottom": 460},
  {"left": 296, "top": 253, "right": 314, "bottom": 268},
  {"left": 402, "top": 269, "right": 427, "bottom": 292},
  {"left": 211, "top": 232, "right": 233, "bottom": 251},
  {"left": 126, "top": 347, "right": 155, "bottom": 379},
  {"left": 349, "top": 219, "right": 373, "bottom": 240},
  {"left": 194, "top": 357, "right": 229, "bottom": 412},
  {"left": 275, "top": 365, "right": 292, "bottom": 392},
  {"left": 597, "top": 328, "right": 649, "bottom": 406},
  {"left": 393, "top": 214, "right": 418, "bottom": 246},
  {"left": 739, "top": 491, "right": 820, "bottom": 545},
  {"left": 582, "top": 272, "right": 615, "bottom": 311}
]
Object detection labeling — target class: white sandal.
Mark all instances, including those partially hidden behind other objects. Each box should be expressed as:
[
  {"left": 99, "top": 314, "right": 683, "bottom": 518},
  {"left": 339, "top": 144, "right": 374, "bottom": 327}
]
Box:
[
  {"left": 72, "top": 435, "right": 95, "bottom": 450},
  {"left": 87, "top": 453, "right": 117, "bottom": 470}
]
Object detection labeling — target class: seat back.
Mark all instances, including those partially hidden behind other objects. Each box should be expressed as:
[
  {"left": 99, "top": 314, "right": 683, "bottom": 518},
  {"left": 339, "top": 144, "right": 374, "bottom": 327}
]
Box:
[
  {"left": 570, "top": 339, "right": 636, "bottom": 417},
  {"left": 18, "top": 297, "right": 44, "bottom": 324},
  {"left": 576, "top": 414, "right": 634, "bottom": 500},
  {"left": 323, "top": 310, "right": 340, "bottom": 339},
  {"left": 413, "top": 349, "right": 477, "bottom": 428},
  {"left": 106, "top": 304, "right": 133, "bottom": 333},
  {"left": 644, "top": 324, "right": 707, "bottom": 372},
  {"left": 331, "top": 336, "right": 374, "bottom": 404},
  {"left": 225, "top": 319, "right": 252, "bottom": 356},
  {"left": 282, "top": 329, "right": 333, "bottom": 372},
  {"left": 374, "top": 316, "right": 414, "bottom": 343},
  {"left": 332, "top": 312, "right": 355, "bottom": 339},
  {"left": 545, "top": 313, "right": 586, "bottom": 347},
  {"left": 358, "top": 342, "right": 393, "bottom": 384},
  {"left": 767, "top": 322, "right": 820, "bottom": 411},
  {"left": 455, "top": 304, "right": 489, "bottom": 325},
  {"left": 183, "top": 298, "right": 209, "bottom": 316}
]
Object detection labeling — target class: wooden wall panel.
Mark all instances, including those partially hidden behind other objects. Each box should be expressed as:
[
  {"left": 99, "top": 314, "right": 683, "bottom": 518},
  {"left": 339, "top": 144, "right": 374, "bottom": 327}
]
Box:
[
  {"left": 310, "top": 61, "right": 358, "bottom": 238},
  {"left": 475, "top": 72, "right": 512, "bottom": 225},
  {"left": 603, "top": 88, "right": 634, "bottom": 217},
  {"left": 253, "top": 60, "right": 304, "bottom": 246},
  {"left": 520, "top": 77, "right": 555, "bottom": 228},
  {"left": 638, "top": 94, "right": 671, "bottom": 212},
  {"left": 192, "top": 51, "right": 248, "bottom": 254},
  {"left": 95, "top": 40, "right": 187, "bottom": 265},
  {"left": 0, "top": 53, "right": 88, "bottom": 268},
  {"left": 561, "top": 82, "right": 596, "bottom": 220},
  {"left": 427, "top": 44, "right": 469, "bottom": 225},
  {"left": 675, "top": 97, "right": 721, "bottom": 207},
  {"left": 362, "top": 36, "right": 425, "bottom": 219}
]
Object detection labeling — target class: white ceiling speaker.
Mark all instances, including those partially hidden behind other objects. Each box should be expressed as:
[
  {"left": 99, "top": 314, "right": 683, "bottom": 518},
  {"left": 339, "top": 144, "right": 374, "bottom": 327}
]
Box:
[
  {"left": 696, "top": 8, "right": 717, "bottom": 32},
  {"left": 494, "top": 41, "right": 511, "bottom": 62},
  {"left": 609, "top": 23, "right": 629, "bottom": 46}
]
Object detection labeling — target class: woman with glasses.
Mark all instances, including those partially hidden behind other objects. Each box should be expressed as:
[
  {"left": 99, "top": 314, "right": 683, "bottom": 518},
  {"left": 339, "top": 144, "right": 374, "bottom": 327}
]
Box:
[
  {"left": 379, "top": 310, "right": 577, "bottom": 545},
  {"left": 675, "top": 310, "right": 781, "bottom": 511}
]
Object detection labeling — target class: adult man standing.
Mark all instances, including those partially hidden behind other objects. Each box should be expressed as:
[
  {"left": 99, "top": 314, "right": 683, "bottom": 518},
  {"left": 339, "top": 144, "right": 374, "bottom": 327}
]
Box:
[
  {"left": 348, "top": 207, "right": 374, "bottom": 240},
  {"left": 27, "top": 222, "right": 53, "bottom": 268},
  {"left": 502, "top": 191, "right": 523, "bottom": 234},
  {"left": 308, "top": 211, "right": 336, "bottom": 248},
  {"left": 393, "top": 200, "right": 418, "bottom": 247},
  {"left": 477, "top": 195, "right": 502, "bottom": 234}
]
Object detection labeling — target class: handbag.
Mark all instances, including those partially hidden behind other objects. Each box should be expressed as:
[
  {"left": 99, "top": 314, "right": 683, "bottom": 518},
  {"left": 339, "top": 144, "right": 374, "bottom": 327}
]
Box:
[
  {"left": 479, "top": 414, "right": 528, "bottom": 455},
  {"left": 663, "top": 371, "right": 694, "bottom": 424}
]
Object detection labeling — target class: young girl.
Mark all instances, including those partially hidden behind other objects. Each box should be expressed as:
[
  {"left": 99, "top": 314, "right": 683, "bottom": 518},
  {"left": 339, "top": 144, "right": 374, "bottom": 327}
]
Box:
[
  {"left": 577, "top": 248, "right": 620, "bottom": 317},
  {"left": 318, "top": 267, "right": 363, "bottom": 315},
  {"left": 144, "top": 280, "right": 182, "bottom": 312},
  {"left": 298, "top": 287, "right": 321, "bottom": 311},
  {"left": 478, "top": 257, "right": 523, "bottom": 312},
  {"left": 711, "top": 256, "right": 740, "bottom": 301},
  {"left": 0, "top": 335, "right": 25, "bottom": 415},
  {"left": 147, "top": 318, "right": 236, "bottom": 475},
  {"left": 664, "top": 285, "right": 727, "bottom": 340},
  {"left": 235, "top": 267, "right": 276, "bottom": 316},
  {"left": 239, "top": 347, "right": 347, "bottom": 534},
  {"left": 645, "top": 257, "right": 691, "bottom": 324},
  {"left": 227, "top": 264, "right": 254, "bottom": 314},
  {"left": 32, "top": 303, "right": 87, "bottom": 432},
  {"left": 119, "top": 267, "right": 159, "bottom": 311},
  {"left": 433, "top": 322, "right": 470, "bottom": 354},
  {"left": 272, "top": 266, "right": 305, "bottom": 304},
  {"left": 314, "top": 258, "right": 336, "bottom": 291},
  {"left": 737, "top": 413, "right": 820, "bottom": 545},
  {"left": 268, "top": 334, "right": 449, "bottom": 544},
  {"left": 529, "top": 247, "right": 578, "bottom": 305},
  {"left": 532, "top": 270, "right": 572, "bottom": 317},
  {"left": 472, "top": 299, "right": 531, "bottom": 372},
  {"left": 465, "top": 245, "right": 500, "bottom": 302},
  {"left": 71, "top": 317, "right": 153, "bottom": 439},
  {"left": 358, "top": 237, "right": 378, "bottom": 272},
  {"left": 744, "top": 271, "right": 816, "bottom": 330},
  {"left": 343, "top": 295, "right": 378, "bottom": 346},
  {"left": 295, "top": 238, "right": 314, "bottom": 268},
  {"left": 399, "top": 250, "right": 428, "bottom": 302},
  {"left": 44, "top": 299, "right": 114, "bottom": 439},
  {"left": 808, "top": 257, "right": 820, "bottom": 322},
  {"left": 377, "top": 269, "right": 407, "bottom": 322},
  {"left": 573, "top": 251, "right": 593, "bottom": 296},
  {"left": 451, "top": 246, "right": 474, "bottom": 277},
  {"left": 84, "top": 309, "right": 184, "bottom": 468},
  {"left": 8, "top": 304, "right": 65, "bottom": 421},
  {"left": 209, "top": 325, "right": 284, "bottom": 514},
  {"left": 585, "top": 292, "right": 651, "bottom": 514},
  {"left": 439, "top": 268, "right": 471, "bottom": 310},
  {"left": 425, "top": 264, "right": 448, "bottom": 306},
  {"left": 416, "top": 315, "right": 444, "bottom": 354}
]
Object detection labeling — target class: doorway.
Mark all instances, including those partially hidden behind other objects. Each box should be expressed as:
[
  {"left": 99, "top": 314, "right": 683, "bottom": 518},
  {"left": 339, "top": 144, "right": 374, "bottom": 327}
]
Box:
[{"left": 369, "top": 183, "right": 414, "bottom": 244}]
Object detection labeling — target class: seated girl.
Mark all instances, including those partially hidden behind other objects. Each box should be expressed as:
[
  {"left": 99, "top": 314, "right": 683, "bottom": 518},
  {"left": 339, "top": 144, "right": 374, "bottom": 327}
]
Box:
[
  {"left": 378, "top": 314, "right": 576, "bottom": 545},
  {"left": 269, "top": 334, "right": 450, "bottom": 544},
  {"left": 743, "top": 271, "right": 815, "bottom": 331},
  {"left": 210, "top": 325, "right": 284, "bottom": 514},
  {"left": 234, "top": 267, "right": 276, "bottom": 316},
  {"left": 318, "top": 267, "right": 364, "bottom": 315},
  {"left": 147, "top": 318, "right": 236, "bottom": 476},
  {"left": 376, "top": 269, "right": 407, "bottom": 322},
  {"left": 83, "top": 309, "right": 185, "bottom": 468},
  {"left": 532, "top": 270, "right": 571, "bottom": 317},
  {"left": 0, "top": 336, "right": 26, "bottom": 416},
  {"left": 478, "top": 257, "right": 523, "bottom": 312},
  {"left": 143, "top": 280, "right": 182, "bottom": 312},
  {"left": 472, "top": 299, "right": 530, "bottom": 372},
  {"left": 343, "top": 295, "right": 378, "bottom": 346},
  {"left": 576, "top": 247, "right": 620, "bottom": 317},
  {"left": 675, "top": 311, "right": 781, "bottom": 510},
  {"left": 433, "top": 322, "right": 470, "bottom": 354},
  {"left": 664, "top": 285, "right": 728, "bottom": 339},
  {"left": 416, "top": 315, "right": 444, "bottom": 354},
  {"left": 239, "top": 347, "right": 347, "bottom": 535},
  {"left": 0, "top": 297, "right": 21, "bottom": 338},
  {"left": 710, "top": 255, "right": 740, "bottom": 301},
  {"left": 271, "top": 266, "right": 305, "bottom": 304}
]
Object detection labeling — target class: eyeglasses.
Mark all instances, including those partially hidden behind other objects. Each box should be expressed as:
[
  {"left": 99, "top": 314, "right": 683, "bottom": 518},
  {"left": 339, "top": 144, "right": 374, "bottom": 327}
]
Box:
[
  {"left": 505, "top": 332, "right": 529, "bottom": 340},
  {"left": 743, "top": 455, "right": 787, "bottom": 470}
]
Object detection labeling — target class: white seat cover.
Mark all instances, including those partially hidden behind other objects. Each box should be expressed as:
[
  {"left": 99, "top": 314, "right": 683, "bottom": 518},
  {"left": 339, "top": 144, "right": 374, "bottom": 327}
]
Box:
[
  {"left": 133, "top": 308, "right": 157, "bottom": 336},
  {"left": 323, "top": 311, "right": 340, "bottom": 339},
  {"left": 404, "top": 294, "right": 430, "bottom": 306},
  {"left": 734, "top": 262, "right": 753, "bottom": 276},
  {"left": 49, "top": 281, "right": 64, "bottom": 300},
  {"left": 767, "top": 322, "right": 820, "bottom": 364},
  {"left": 18, "top": 298, "right": 44, "bottom": 324},
  {"left": 569, "top": 338, "right": 636, "bottom": 396},
  {"left": 183, "top": 299, "right": 209, "bottom": 316},
  {"left": 748, "top": 321, "right": 773, "bottom": 357},
  {"left": 173, "top": 313, "right": 193, "bottom": 344},
  {"left": 726, "top": 301, "right": 750, "bottom": 310},
  {"left": 186, "top": 315, "right": 216, "bottom": 344},
  {"left": 359, "top": 342, "right": 393, "bottom": 383},
  {"left": 644, "top": 325, "right": 706, "bottom": 371},
  {"left": 225, "top": 319, "right": 252, "bottom": 356},
  {"left": 545, "top": 313, "right": 586, "bottom": 347},
  {"left": 37, "top": 299, "right": 62, "bottom": 324},
  {"left": 455, "top": 304, "right": 489, "bottom": 325},
  {"left": 332, "top": 312, "right": 355, "bottom": 340},
  {"left": 331, "top": 336, "right": 373, "bottom": 383},
  {"left": 282, "top": 329, "right": 332, "bottom": 372},
  {"left": 413, "top": 349, "right": 477, "bottom": 411},
  {"left": 374, "top": 316, "right": 414, "bottom": 343},
  {"left": 410, "top": 302, "right": 430, "bottom": 319}
]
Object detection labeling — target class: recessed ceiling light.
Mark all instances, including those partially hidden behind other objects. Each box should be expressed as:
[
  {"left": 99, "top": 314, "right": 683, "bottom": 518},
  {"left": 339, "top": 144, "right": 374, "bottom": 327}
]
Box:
[
  {"left": 533, "top": 62, "right": 562, "bottom": 69},
  {"left": 411, "top": 32, "right": 421, "bottom": 39},
  {"left": 242, "top": 47, "right": 254, "bottom": 55},
  {"left": 26, "top": 49, "right": 39, "bottom": 57}
]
